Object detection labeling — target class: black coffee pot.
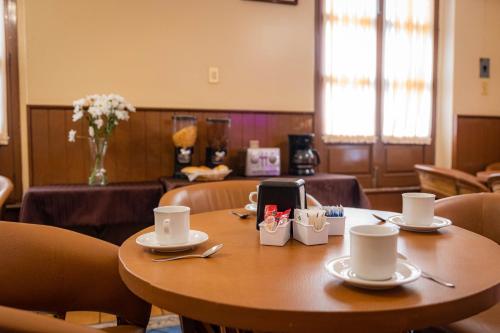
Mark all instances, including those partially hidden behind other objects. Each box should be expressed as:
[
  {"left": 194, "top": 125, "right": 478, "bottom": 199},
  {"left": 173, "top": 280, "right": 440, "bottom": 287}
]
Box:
[{"left": 288, "top": 134, "right": 320, "bottom": 176}]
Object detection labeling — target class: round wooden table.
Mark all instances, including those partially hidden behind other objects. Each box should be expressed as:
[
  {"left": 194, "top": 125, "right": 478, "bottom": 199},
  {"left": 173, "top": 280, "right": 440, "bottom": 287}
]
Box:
[{"left": 119, "top": 208, "right": 500, "bottom": 333}]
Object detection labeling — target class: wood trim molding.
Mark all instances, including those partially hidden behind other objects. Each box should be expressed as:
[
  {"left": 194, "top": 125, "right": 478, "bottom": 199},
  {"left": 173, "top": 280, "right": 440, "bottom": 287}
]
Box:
[{"left": 27, "top": 104, "right": 314, "bottom": 116}]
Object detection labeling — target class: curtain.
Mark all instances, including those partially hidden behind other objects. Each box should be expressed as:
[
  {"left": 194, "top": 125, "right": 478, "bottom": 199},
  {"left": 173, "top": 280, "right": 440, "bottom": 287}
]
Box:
[
  {"left": 382, "top": 0, "right": 434, "bottom": 144},
  {"left": 0, "top": 0, "right": 7, "bottom": 145},
  {"left": 322, "top": 0, "right": 378, "bottom": 144}
]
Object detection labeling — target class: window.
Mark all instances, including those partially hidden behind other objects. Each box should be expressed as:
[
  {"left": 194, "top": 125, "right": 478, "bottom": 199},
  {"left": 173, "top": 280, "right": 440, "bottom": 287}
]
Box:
[
  {"left": 0, "top": 0, "right": 7, "bottom": 145},
  {"left": 320, "top": 0, "right": 436, "bottom": 144}
]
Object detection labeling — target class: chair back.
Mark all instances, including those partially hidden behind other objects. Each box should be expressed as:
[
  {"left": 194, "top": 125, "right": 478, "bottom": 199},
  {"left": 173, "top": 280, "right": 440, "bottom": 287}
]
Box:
[
  {"left": 0, "top": 175, "right": 13, "bottom": 208},
  {"left": 0, "top": 222, "right": 150, "bottom": 328},
  {"left": 159, "top": 180, "right": 261, "bottom": 214},
  {"left": 435, "top": 193, "right": 500, "bottom": 243},
  {"left": 485, "top": 162, "right": 500, "bottom": 171},
  {"left": 0, "top": 305, "right": 100, "bottom": 333},
  {"left": 414, "top": 164, "right": 489, "bottom": 199}
]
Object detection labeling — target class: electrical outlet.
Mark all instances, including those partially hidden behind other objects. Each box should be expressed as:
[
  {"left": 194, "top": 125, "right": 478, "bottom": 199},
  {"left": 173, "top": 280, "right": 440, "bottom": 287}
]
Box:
[
  {"left": 208, "top": 67, "right": 219, "bottom": 84},
  {"left": 480, "top": 58, "right": 490, "bottom": 78}
]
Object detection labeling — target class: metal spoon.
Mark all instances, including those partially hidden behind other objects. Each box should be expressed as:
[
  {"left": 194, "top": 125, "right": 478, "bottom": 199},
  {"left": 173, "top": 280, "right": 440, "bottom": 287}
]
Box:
[
  {"left": 398, "top": 253, "right": 455, "bottom": 288},
  {"left": 232, "top": 211, "right": 250, "bottom": 219},
  {"left": 421, "top": 271, "right": 455, "bottom": 288},
  {"left": 372, "top": 213, "right": 390, "bottom": 224},
  {"left": 152, "top": 244, "right": 224, "bottom": 262}
]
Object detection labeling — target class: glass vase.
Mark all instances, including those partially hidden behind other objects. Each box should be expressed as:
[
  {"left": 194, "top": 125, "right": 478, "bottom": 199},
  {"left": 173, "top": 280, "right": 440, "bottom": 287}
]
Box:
[{"left": 88, "top": 137, "right": 108, "bottom": 186}]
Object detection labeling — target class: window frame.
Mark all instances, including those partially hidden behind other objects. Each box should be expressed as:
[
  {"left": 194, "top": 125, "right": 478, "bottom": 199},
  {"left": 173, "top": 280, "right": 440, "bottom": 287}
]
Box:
[{"left": 315, "top": 0, "right": 440, "bottom": 146}]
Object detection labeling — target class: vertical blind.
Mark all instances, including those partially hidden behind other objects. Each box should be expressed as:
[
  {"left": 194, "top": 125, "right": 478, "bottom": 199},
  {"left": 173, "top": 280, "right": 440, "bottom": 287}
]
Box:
[
  {"left": 322, "top": 0, "right": 378, "bottom": 144},
  {"left": 382, "top": 0, "right": 434, "bottom": 144},
  {"left": 321, "top": 0, "right": 435, "bottom": 145},
  {"left": 0, "top": 0, "right": 7, "bottom": 145}
]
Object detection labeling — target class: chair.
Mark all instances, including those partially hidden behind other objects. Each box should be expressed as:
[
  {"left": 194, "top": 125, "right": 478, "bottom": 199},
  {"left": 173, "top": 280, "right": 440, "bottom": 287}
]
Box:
[
  {"left": 0, "top": 222, "right": 151, "bottom": 333},
  {"left": 0, "top": 175, "right": 13, "bottom": 214},
  {"left": 414, "top": 164, "right": 489, "bottom": 199},
  {"left": 159, "top": 180, "right": 321, "bottom": 214},
  {"left": 433, "top": 193, "right": 500, "bottom": 333},
  {"left": 485, "top": 162, "right": 500, "bottom": 171},
  {"left": 160, "top": 180, "right": 261, "bottom": 214},
  {"left": 486, "top": 173, "right": 500, "bottom": 193}
]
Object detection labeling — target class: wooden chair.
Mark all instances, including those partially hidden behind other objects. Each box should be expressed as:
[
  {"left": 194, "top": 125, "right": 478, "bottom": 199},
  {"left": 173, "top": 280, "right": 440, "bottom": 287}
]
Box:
[
  {"left": 485, "top": 162, "right": 500, "bottom": 171},
  {"left": 0, "top": 222, "right": 151, "bottom": 333},
  {"left": 414, "top": 164, "right": 489, "bottom": 199},
  {"left": 486, "top": 173, "right": 500, "bottom": 193},
  {"left": 433, "top": 193, "right": 500, "bottom": 333},
  {"left": 159, "top": 180, "right": 321, "bottom": 214}
]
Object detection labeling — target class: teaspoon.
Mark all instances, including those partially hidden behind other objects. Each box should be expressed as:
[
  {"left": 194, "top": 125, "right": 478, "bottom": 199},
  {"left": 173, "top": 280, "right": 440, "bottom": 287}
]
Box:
[{"left": 153, "top": 244, "right": 224, "bottom": 262}]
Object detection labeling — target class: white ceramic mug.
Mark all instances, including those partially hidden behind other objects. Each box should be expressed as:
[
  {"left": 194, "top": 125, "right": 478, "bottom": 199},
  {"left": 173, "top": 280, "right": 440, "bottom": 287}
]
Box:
[
  {"left": 248, "top": 186, "right": 260, "bottom": 205},
  {"left": 154, "top": 206, "right": 190, "bottom": 245},
  {"left": 402, "top": 192, "right": 436, "bottom": 226},
  {"left": 350, "top": 225, "right": 399, "bottom": 281}
]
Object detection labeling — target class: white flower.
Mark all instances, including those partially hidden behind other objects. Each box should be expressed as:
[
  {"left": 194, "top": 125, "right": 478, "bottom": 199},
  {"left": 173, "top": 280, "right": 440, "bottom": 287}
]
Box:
[
  {"left": 94, "top": 118, "right": 104, "bottom": 129},
  {"left": 72, "top": 111, "right": 84, "bottom": 122},
  {"left": 88, "top": 106, "right": 102, "bottom": 118},
  {"left": 88, "top": 126, "right": 95, "bottom": 137},
  {"left": 115, "top": 110, "right": 129, "bottom": 121},
  {"left": 68, "top": 129, "right": 77, "bottom": 142}
]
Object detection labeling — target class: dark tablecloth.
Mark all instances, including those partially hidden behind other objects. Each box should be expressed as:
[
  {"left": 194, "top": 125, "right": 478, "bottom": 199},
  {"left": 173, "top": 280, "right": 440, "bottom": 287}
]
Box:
[
  {"left": 19, "top": 182, "right": 164, "bottom": 244},
  {"left": 160, "top": 173, "right": 370, "bottom": 208}
]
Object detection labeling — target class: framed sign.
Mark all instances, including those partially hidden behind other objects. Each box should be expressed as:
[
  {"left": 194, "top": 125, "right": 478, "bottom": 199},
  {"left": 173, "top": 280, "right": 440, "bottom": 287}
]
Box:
[{"left": 245, "top": 0, "right": 298, "bottom": 5}]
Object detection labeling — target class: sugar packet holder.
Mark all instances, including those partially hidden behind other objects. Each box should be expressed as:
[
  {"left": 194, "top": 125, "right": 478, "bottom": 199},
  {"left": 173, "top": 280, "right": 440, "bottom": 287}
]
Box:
[
  {"left": 258, "top": 220, "right": 291, "bottom": 246},
  {"left": 293, "top": 209, "right": 330, "bottom": 245},
  {"left": 321, "top": 205, "right": 345, "bottom": 236}
]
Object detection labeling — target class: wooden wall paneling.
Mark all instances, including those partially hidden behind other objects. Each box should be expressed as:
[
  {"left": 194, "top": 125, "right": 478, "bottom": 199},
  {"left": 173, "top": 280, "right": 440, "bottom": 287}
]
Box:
[
  {"left": 27, "top": 106, "right": 315, "bottom": 185},
  {"left": 144, "top": 111, "right": 162, "bottom": 180},
  {"left": 47, "top": 109, "right": 67, "bottom": 184},
  {"left": 127, "top": 110, "right": 147, "bottom": 181},
  {"left": 228, "top": 113, "right": 244, "bottom": 172},
  {"left": 454, "top": 116, "right": 500, "bottom": 174},
  {"left": 107, "top": 113, "right": 129, "bottom": 182},
  {"left": 385, "top": 145, "right": 424, "bottom": 173},
  {"left": 30, "top": 108, "right": 50, "bottom": 185},
  {"left": 242, "top": 113, "right": 256, "bottom": 148},
  {"left": 327, "top": 145, "right": 371, "bottom": 174},
  {"left": 159, "top": 111, "right": 174, "bottom": 178}
]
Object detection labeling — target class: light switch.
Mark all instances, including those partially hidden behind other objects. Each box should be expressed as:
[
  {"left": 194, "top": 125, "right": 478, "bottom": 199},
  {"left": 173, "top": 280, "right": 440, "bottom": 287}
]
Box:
[{"left": 208, "top": 67, "right": 219, "bottom": 84}]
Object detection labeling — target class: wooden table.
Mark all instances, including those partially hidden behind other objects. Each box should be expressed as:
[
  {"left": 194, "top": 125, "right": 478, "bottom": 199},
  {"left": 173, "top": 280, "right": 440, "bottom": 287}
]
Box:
[{"left": 119, "top": 208, "right": 500, "bottom": 333}]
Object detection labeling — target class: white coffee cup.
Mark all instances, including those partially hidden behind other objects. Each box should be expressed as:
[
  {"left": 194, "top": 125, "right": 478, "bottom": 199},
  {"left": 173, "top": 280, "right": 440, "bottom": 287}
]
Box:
[
  {"left": 402, "top": 192, "right": 435, "bottom": 226},
  {"left": 350, "top": 225, "right": 399, "bottom": 281},
  {"left": 248, "top": 185, "right": 260, "bottom": 205},
  {"left": 154, "top": 206, "right": 190, "bottom": 245}
]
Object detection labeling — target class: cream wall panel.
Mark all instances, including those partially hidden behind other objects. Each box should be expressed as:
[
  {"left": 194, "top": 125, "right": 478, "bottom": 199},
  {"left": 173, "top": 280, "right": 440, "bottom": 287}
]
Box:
[{"left": 23, "top": 0, "right": 315, "bottom": 111}]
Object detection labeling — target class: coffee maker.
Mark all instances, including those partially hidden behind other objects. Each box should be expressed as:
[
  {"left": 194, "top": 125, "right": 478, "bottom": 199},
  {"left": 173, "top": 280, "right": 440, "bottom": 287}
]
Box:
[{"left": 288, "top": 134, "right": 320, "bottom": 176}]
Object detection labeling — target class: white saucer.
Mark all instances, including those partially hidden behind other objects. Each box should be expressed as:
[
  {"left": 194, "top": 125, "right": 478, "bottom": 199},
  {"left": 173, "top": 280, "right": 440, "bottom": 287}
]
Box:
[
  {"left": 136, "top": 230, "right": 209, "bottom": 252},
  {"left": 325, "top": 256, "right": 421, "bottom": 290},
  {"left": 387, "top": 215, "right": 452, "bottom": 232},
  {"left": 244, "top": 203, "right": 257, "bottom": 215}
]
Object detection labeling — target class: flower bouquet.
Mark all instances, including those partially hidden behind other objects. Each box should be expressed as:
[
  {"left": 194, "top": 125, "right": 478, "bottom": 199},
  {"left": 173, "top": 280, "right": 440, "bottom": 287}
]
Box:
[{"left": 68, "top": 94, "right": 135, "bottom": 186}]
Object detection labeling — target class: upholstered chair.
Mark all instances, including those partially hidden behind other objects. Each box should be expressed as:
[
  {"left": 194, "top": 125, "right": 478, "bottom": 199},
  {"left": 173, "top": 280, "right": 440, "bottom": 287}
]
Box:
[
  {"left": 414, "top": 164, "right": 489, "bottom": 199},
  {"left": 433, "top": 193, "right": 500, "bottom": 333},
  {"left": 159, "top": 180, "right": 321, "bottom": 214},
  {"left": 485, "top": 162, "right": 500, "bottom": 171},
  {"left": 0, "top": 222, "right": 151, "bottom": 333}
]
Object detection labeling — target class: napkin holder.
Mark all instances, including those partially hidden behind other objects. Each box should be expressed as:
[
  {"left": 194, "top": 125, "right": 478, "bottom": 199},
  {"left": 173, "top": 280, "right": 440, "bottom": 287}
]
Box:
[{"left": 256, "top": 178, "right": 307, "bottom": 230}]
